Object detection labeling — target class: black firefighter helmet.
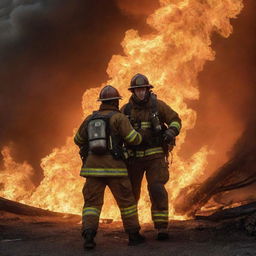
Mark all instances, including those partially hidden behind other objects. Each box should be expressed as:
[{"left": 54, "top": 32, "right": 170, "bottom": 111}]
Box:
[
  {"left": 128, "top": 73, "right": 154, "bottom": 91},
  {"left": 97, "top": 85, "right": 122, "bottom": 101}
]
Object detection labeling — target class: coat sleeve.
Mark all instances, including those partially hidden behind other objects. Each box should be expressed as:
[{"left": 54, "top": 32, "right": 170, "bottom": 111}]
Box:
[
  {"left": 74, "top": 116, "right": 90, "bottom": 148},
  {"left": 158, "top": 100, "right": 182, "bottom": 135},
  {"left": 114, "top": 113, "right": 142, "bottom": 146}
]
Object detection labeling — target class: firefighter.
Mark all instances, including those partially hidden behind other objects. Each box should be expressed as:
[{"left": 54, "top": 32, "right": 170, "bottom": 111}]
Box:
[
  {"left": 121, "top": 73, "right": 182, "bottom": 240},
  {"left": 74, "top": 85, "right": 145, "bottom": 250}
]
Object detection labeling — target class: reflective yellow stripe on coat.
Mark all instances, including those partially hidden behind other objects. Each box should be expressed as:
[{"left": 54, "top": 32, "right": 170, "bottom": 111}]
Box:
[
  {"left": 133, "top": 122, "right": 151, "bottom": 129},
  {"left": 125, "top": 129, "right": 137, "bottom": 143},
  {"left": 80, "top": 168, "right": 128, "bottom": 177},
  {"left": 141, "top": 122, "right": 151, "bottom": 129},
  {"left": 169, "top": 121, "right": 181, "bottom": 132},
  {"left": 128, "top": 147, "right": 164, "bottom": 158},
  {"left": 125, "top": 129, "right": 142, "bottom": 144},
  {"left": 74, "top": 131, "right": 85, "bottom": 144}
]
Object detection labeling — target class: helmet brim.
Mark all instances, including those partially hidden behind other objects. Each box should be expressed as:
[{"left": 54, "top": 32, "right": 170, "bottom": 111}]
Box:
[
  {"left": 97, "top": 96, "right": 122, "bottom": 101},
  {"left": 128, "top": 84, "right": 154, "bottom": 90}
]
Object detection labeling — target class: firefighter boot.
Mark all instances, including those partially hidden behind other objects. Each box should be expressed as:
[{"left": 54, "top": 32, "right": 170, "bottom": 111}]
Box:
[
  {"left": 128, "top": 231, "right": 146, "bottom": 246},
  {"left": 157, "top": 228, "right": 169, "bottom": 241},
  {"left": 83, "top": 229, "right": 96, "bottom": 250}
]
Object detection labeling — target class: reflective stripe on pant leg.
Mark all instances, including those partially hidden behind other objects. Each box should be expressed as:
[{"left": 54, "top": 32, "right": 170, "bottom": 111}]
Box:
[
  {"left": 151, "top": 210, "right": 168, "bottom": 223},
  {"left": 107, "top": 177, "right": 141, "bottom": 233},
  {"left": 120, "top": 204, "right": 138, "bottom": 218},
  {"left": 120, "top": 204, "right": 140, "bottom": 233},
  {"left": 82, "top": 178, "right": 105, "bottom": 232},
  {"left": 82, "top": 206, "right": 102, "bottom": 231},
  {"left": 82, "top": 207, "right": 101, "bottom": 217},
  {"left": 145, "top": 158, "right": 169, "bottom": 227}
]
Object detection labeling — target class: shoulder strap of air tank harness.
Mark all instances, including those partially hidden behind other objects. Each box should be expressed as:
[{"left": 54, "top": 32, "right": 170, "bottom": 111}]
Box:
[
  {"left": 123, "top": 94, "right": 159, "bottom": 128},
  {"left": 89, "top": 110, "right": 117, "bottom": 121},
  {"left": 85, "top": 111, "right": 118, "bottom": 133},
  {"left": 104, "top": 111, "right": 118, "bottom": 125},
  {"left": 124, "top": 94, "right": 159, "bottom": 117},
  {"left": 150, "top": 93, "right": 158, "bottom": 114}
]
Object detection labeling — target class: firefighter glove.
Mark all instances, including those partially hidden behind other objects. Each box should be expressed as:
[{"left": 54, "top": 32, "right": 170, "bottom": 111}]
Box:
[{"left": 163, "top": 128, "right": 177, "bottom": 144}]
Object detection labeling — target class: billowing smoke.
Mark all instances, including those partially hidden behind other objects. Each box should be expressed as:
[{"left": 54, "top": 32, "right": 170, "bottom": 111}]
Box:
[
  {"left": 116, "top": 0, "right": 160, "bottom": 16},
  {"left": 0, "top": 0, "right": 152, "bottom": 181}
]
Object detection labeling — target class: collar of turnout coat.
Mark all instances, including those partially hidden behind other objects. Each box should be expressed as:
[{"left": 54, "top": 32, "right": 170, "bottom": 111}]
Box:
[
  {"left": 99, "top": 103, "right": 121, "bottom": 112},
  {"left": 129, "top": 93, "right": 152, "bottom": 110}
]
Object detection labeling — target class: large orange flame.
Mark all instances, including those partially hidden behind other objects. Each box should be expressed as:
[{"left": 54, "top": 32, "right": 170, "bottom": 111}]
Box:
[
  {"left": 0, "top": 0, "right": 244, "bottom": 223},
  {"left": 0, "top": 147, "right": 35, "bottom": 202}
]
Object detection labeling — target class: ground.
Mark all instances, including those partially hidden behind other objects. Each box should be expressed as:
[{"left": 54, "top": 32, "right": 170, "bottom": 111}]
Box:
[{"left": 0, "top": 211, "right": 255, "bottom": 256}]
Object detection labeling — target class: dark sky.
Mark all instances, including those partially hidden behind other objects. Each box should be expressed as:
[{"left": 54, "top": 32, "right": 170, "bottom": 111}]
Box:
[{"left": 0, "top": 0, "right": 255, "bottom": 185}]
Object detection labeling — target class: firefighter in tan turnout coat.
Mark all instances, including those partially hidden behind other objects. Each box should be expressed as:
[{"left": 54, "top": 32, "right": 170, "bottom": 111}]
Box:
[
  {"left": 74, "top": 85, "right": 145, "bottom": 249},
  {"left": 121, "top": 74, "right": 182, "bottom": 240}
]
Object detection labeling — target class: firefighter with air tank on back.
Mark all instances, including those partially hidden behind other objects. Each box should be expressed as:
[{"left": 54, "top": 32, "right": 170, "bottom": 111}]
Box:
[{"left": 74, "top": 85, "right": 145, "bottom": 250}]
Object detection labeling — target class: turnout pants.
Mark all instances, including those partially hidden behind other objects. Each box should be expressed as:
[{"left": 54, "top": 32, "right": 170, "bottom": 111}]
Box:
[
  {"left": 82, "top": 177, "right": 140, "bottom": 233},
  {"left": 128, "top": 157, "right": 169, "bottom": 229}
]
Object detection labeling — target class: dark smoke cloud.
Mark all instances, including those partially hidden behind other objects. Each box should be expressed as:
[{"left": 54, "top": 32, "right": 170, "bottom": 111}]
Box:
[
  {"left": 0, "top": 0, "right": 45, "bottom": 41},
  {"left": 116, "top": 0, "right": 160, "bottom": 17},
  {"left": 0, "top": 0, "right": 151, "bottom": 181}
]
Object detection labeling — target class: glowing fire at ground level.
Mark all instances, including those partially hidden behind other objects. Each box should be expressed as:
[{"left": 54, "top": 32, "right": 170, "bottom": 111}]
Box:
[{"left": 0, "top": 0, "right": 244, "bottom": 222}]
